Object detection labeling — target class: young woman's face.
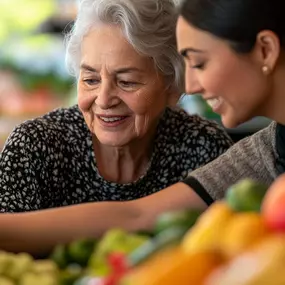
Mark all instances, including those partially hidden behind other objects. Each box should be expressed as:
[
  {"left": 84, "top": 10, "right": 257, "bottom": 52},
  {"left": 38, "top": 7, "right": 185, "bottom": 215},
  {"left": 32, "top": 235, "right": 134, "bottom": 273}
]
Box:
[
  {"left": 176, "top": 16, "right": 271, "bottom": 128},
  {"left": 78, "top": 24, "right": 172, "bottom": 147}
]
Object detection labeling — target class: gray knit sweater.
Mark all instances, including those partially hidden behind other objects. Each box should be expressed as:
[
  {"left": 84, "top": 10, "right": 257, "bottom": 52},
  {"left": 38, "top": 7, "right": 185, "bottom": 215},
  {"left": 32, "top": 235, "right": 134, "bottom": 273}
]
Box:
[{"left": 185, "top": 122, "right": 281, "bottom": 201}]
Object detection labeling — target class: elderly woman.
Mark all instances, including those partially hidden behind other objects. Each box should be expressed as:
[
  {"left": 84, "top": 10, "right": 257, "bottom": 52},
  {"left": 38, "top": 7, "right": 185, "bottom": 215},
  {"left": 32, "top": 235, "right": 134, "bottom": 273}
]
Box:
[{"left": 0, "top": 0, "right": 231, "bottom": 216}]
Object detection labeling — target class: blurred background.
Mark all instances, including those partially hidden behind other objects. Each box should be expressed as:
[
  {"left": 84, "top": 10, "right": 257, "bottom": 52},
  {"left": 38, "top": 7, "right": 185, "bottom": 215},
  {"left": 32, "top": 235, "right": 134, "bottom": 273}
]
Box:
[
  {"left": 0, "top": 0, "right": 270, "bottom": 150},
  {"left": 0, "top": 0, "right": 78, "bottom": 149}
]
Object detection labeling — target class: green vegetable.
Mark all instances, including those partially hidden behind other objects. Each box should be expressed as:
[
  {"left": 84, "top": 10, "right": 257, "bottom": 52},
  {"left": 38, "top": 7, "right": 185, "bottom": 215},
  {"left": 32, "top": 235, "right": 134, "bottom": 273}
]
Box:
[
  {"left": 154, "top": 209, "right": 201, "bottom": 234},
  {"left": 226, "top": 179, "right": 268, "bottom": 212},
  {"left": 50, "top": 238, "right": 97, "bottom": 269},
  {"left": 67, "top": 238, "right": 97, "bottom": 267},
  {"left": 59, "top": 265, "right": 83, "bottom": 285},
  {"left": 128, "top": 226, "right": 186, "bottom": 266},
  {"left": 88, "top": 229, "right": 148, "bottom": 277},
  {"left": 50, "top": 244, "right": 69, "bottom": 269}
]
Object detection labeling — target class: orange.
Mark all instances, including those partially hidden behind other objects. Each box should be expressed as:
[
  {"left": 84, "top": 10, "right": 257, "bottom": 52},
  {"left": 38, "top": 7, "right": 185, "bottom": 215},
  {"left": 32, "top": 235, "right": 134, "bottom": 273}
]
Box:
[
  {"left": 122, "top": 246, "right": 223, "bottom": 285},
  {"left": 221, "top": 212, "right": 270, "bottom": 258}
]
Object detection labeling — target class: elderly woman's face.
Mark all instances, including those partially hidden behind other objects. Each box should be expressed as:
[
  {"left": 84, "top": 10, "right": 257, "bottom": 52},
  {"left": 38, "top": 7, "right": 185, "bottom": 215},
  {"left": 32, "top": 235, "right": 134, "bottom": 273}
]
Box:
[{"left": 78, "top": 25, "right": 170, "bottom": 147}]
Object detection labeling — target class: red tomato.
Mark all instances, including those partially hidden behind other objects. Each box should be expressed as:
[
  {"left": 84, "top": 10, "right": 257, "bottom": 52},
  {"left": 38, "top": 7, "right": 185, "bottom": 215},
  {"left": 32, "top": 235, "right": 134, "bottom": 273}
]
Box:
[{"left": 262, "top": 174, "right": 285, "bottom": 231}]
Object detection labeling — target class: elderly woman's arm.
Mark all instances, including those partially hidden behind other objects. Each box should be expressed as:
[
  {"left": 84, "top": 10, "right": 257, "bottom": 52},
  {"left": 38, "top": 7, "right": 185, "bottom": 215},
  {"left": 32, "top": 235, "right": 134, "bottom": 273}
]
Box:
[
  {"left": 0, "top": 123, "right": 277, "bottom": 256},
  {"left": 0, "top": 182, "right": 205, "bottom": 256}
]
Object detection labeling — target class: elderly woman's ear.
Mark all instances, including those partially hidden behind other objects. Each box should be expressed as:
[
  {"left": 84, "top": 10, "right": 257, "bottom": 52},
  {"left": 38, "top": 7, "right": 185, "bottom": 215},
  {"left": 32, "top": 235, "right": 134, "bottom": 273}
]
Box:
[
  {"left": 163, "top": 81, "right": 182, "bottom": 107},
  {"left": 167, "top": 90, "right": 182, "bottom": 107}
]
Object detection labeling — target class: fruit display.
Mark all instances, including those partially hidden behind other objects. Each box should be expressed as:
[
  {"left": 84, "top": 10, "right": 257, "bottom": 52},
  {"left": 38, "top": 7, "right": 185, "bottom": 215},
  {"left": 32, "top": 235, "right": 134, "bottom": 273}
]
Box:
[
  {"left": 1, "top": 175, "right": 285, "bottom": 284},
  {"left": 118, "top": 176, "right": 285, "bottom": 285},
  {"left": 0, "top": 252, "right": 59, "bottom": 285}
]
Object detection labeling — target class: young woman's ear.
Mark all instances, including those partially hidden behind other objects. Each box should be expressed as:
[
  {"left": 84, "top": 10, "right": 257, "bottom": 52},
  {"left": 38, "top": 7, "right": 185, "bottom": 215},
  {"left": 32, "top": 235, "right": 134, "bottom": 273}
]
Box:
[{"left": 254, "top": 30, "right": 281, "bottom": 73}]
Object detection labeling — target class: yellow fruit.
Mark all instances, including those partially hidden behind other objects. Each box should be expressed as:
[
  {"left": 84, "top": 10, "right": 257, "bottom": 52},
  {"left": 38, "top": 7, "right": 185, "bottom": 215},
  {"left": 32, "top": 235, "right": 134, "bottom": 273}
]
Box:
[
  {"left": 221, "top": 212, "right": 270, "bottom": 258},
  {"left": 0, "top": 251, "right": 14, "bottom": 275},
  {"left": 123, "top": 246, "right": 223, "bottom": 285},
  {"left": 32, "top": 260, "right": 58, "bottom": 274},
  {"left": 0, "top": 277, "right": 14, "bottom": 285},
  {"left": 5, "top": 253, "right": 33, "bottom": 280},
  {"left": 182, "top": 201, "right": 234, "bottom": 254},
  {"left": 206, "top": 234, "right": 285, "bottom": 285}
]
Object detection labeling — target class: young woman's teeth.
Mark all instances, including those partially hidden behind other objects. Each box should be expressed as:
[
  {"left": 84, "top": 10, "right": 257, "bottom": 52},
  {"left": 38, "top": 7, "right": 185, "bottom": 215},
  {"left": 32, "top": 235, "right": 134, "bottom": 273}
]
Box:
[
  {"left": 99, "top": 116, "right": 124, "bottom": 122},
  {"left": 206, "top": 98, "right": 221, "bottom": 109}
]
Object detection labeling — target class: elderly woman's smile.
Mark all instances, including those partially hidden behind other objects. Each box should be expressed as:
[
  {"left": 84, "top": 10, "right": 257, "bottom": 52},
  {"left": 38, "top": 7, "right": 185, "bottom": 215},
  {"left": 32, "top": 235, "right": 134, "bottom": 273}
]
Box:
[
  {"left": 78, "top": 25, "right": 169, "bottom": 147},
  {"left": 96, "top": 114, "right": 130, "bottom": 126}
]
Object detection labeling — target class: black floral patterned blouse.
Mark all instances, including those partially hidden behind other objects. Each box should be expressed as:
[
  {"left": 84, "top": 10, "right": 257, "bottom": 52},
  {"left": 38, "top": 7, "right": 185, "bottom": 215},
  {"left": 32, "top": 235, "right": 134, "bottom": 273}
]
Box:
[{"left": 0, "top": 105, "right": 232, "bottom": 212}]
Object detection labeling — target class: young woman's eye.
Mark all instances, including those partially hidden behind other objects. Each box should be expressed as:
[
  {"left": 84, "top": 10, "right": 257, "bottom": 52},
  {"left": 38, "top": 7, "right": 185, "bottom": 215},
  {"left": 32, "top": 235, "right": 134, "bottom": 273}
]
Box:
[
  {"left": 191, "top": 62, "right": 205, "bottom": 70},
  {"left": 83, "top": 79, "right": 100, "bottom": 85}
]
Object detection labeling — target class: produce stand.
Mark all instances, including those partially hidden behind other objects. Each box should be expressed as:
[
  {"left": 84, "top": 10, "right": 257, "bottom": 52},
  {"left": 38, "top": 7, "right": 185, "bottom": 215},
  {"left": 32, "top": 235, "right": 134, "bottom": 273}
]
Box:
[{"left": 0, "top": 178, "right": 285, "bottom": 284}]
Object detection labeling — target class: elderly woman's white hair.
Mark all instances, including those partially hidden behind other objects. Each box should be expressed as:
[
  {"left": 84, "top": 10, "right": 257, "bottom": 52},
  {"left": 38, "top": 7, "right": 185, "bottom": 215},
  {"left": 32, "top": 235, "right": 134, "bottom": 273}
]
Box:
[{"left": 65, "top": 0, "right": 185, "bottom": 94}]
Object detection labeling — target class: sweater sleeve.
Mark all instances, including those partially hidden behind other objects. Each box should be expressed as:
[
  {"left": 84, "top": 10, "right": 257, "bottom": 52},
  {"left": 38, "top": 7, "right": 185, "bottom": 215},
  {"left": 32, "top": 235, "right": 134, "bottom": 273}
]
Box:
[{"left": 183, "top": 122, "right": 278, "bottom": 201}]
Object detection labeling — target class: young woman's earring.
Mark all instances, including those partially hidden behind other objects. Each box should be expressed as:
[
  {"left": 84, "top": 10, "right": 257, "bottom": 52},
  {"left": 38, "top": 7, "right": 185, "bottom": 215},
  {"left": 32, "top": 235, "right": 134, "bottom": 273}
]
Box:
[{"left": 262, "top": 65, "right": 270, "bottom": 74}]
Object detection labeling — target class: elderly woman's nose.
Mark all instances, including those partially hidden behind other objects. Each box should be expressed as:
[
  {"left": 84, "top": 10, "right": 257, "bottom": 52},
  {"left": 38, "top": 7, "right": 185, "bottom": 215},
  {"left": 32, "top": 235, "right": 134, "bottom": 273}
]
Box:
[
  {"left": 185, "top": 68, "right": 203, "bottom": 95},
  {"left": 96, "top": 81, "right": 118, "bottom": 109}
]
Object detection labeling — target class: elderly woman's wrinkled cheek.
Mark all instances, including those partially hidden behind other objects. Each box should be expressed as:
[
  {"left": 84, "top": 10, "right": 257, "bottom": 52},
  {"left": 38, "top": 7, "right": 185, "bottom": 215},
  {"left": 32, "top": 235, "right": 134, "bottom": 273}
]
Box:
[
  {"left": 77, "top": 86, "right": 97, "bottom": 111},
  {"left": 134, "top": 114, "right": 151, "bottom": 137},
  {"left": 132, "top": 91, "right": 153, "bottom": 114}
]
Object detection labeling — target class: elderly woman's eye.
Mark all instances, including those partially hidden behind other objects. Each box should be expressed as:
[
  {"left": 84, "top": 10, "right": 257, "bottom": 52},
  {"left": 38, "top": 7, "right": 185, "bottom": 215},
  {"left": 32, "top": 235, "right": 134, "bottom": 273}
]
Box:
[
  {"left": 119, "top": 81, "right": 137, "bottom": 88},
  {"left": 83, "top": 79, "right": 100, "bottom": 85}
]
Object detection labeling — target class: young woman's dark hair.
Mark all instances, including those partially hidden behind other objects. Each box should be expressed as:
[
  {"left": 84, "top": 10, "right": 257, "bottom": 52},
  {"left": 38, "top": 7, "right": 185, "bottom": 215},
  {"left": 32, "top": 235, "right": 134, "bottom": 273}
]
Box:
[{"left": 179, "top": 0, "right": 285, "bottom": 53}]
